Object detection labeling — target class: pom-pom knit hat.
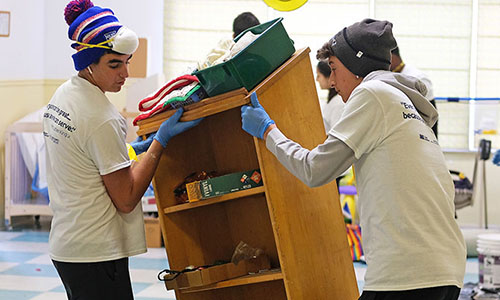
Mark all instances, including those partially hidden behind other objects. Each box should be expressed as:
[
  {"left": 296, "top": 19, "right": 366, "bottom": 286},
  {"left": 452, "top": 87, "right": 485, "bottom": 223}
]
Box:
[
  {"left": 329, "top": 18, "right": 396, "bottom": 77},
  {"left": 64, "top": 0, "right": 138, "bottom": 71}
]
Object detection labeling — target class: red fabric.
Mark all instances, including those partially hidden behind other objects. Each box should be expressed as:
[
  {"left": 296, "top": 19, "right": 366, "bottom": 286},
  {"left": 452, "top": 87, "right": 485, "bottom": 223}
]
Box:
[
  {"left": 133, "top": 104, "right": 172, "bottom": 126},
  {"left": 138, "top": 75, "right": 198, "bottom": 112}
]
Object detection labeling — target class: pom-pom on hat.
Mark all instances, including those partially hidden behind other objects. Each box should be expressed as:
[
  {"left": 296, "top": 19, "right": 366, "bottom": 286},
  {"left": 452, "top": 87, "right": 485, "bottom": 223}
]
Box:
[
  {"left": 329, "top": 18, "right": 396, "bottom": 77},
  {"left": 64, "top": 0, "right": 138, "bottom": 71}
]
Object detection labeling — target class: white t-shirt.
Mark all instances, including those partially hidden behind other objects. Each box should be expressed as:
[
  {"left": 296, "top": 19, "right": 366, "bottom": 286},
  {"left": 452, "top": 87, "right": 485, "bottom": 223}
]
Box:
[
  {"left": 43, "top": 76, "right": 146, "bottom": 263},
  {"left": 319, "top": 94, "right": 344, "bottom": 132},
  {"left": 400, "top": 64, "right": 434, "bottom": 101},
  {"left": 331, "top": 79, "right": 465, "bottom": 290},
  {"left": 266, "top": 76, "right": 465, "bottom": 291}
]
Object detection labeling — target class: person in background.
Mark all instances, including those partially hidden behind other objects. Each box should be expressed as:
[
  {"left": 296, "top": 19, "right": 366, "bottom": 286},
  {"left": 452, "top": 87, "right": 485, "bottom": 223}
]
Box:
[
  {"left": 240, "top": 18, "right": 465, "bottom": 300},
  {"left": 43, "top": 1, "right": 202, "bottom": 299},
  {"left": 316, "top": 60, "right": 344, "bottom": 132},
  {"left": 391, "top": 46, "right": 438, "bottom": 138},
  {"left": 316, "top": 60, "right": 347, "bottom": 190},
  {"left": 233, "top": 12, "right": 260, "bottom": 38}
]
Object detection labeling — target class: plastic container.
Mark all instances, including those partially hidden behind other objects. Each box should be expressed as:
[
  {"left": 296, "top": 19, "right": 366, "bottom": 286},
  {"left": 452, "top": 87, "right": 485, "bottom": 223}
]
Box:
[
  {"left": 193, "top": 17, "right": 295, "bottom": 97},
  {"left": 477, "top": 233, "right": 500, "bottom": 290}
]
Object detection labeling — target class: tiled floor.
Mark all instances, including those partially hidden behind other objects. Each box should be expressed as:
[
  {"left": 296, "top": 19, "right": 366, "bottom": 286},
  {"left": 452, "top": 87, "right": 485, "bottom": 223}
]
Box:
[
  {"left": 0, "top": 218, "right": 480, "bottom": 299},
  {"left": 0, "top": 229, "right": 176, "bottom": 300}
]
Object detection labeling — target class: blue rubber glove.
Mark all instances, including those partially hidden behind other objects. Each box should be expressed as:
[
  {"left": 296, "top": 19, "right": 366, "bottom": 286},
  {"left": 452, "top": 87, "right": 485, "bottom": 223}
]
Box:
[
  {"left": 241, "top": 92, "right": 275, "bottom": 139},
  {"left": 130, "top": 134, "right": 155, "bottom": 155},
  {"left": 493, "top": 149, "right": 500, "bottom": 166},
  {"left": 154, "top": 108, "right": 203, "bottom": 148}
]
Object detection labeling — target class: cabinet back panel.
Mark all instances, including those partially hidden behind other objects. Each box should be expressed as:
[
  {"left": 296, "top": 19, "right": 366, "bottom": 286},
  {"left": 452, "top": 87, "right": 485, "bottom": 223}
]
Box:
[{"left": 161, "top": 196, "right": 278, "bottom": 272}]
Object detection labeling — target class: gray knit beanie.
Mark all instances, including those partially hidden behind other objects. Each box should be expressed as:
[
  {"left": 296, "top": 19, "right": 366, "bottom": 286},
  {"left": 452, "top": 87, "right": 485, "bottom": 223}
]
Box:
[{"left": 330, "top": 19, "right": 396, "bottom": 77}]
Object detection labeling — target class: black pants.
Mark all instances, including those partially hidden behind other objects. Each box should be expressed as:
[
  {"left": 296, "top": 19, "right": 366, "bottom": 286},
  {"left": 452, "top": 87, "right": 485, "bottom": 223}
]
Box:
[
  {"left": 52, "top": 257, "right": 134, "bottom": 300},
  {"left": 359, "top": 285, "right": 460, "bottom": 300}
]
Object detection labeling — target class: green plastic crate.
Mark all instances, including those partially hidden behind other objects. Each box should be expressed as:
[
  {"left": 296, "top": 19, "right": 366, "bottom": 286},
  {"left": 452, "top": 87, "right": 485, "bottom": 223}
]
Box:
[{"left": 193, "top": 17, "right": 295, "bottom": 97}]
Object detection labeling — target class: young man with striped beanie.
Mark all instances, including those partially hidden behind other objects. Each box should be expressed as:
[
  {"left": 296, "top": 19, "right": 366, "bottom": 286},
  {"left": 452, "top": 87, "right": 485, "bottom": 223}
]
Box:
[{"left": 43, "top": 1, "right": 202, "bottom": 299}]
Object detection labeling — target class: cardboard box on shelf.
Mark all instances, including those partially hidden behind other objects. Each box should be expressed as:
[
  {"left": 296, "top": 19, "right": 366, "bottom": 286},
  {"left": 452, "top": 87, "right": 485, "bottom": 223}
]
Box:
[
  {"left": 186, "top": 169, "right": 263, "bottom": 202},
  {"left": 144, "top": 217, "right": 162, "bottom": 248},
  {"left": 164, "top": 255, "right": 270, "bottom": 290},
  {"left": 129, "top": 38, "right": 147, "bottom": 78}
]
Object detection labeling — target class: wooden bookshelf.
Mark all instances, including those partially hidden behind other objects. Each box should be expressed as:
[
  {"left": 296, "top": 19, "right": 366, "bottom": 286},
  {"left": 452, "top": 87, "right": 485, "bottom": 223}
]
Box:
[{"left": 138, "top": 47, "right": 358, "bottom": 300}]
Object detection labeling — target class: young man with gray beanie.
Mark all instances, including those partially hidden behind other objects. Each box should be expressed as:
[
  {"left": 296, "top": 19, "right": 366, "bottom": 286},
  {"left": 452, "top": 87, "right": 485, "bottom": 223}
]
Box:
[
  {"left": 43, "top": 1, "right": 202, "bottom": 299},
  {"left": 240, "top": 18, "right": 465, "bottom": 300}
]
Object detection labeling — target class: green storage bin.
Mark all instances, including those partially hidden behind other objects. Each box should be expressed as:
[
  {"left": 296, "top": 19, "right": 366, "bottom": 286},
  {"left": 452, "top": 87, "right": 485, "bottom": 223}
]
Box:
[{"left": 193, "top": 17, "right": 295, "bottom": 97}]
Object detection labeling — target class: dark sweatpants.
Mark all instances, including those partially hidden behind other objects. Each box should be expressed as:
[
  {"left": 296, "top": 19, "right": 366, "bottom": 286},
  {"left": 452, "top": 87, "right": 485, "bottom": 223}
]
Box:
[
  {"left": 359, "top": 285, "right": 460, "bottom": 300},
  {"left": 53, "top": 257, "right": 134, "bottom": 300}
]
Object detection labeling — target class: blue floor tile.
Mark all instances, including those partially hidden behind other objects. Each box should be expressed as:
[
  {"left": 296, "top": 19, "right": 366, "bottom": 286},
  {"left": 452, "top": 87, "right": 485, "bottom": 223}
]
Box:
[
  {"left": 10, "top": 232, "right": 49, "bottom": 243},
  {"left": 129, "top": 257, "right": 169, "bottom": 270},
  {"left": 0, "top": 251, "right": 42, "bottom": 263},
  {"left": 132, "top": 282, "right": 152, "bottom": 294},
  {"left": 1, "top": 263, "right": 59, "bottom": 277},
  {"left": 464, "top": 273, "right": 479, "bottom": 283},
  {"left": 49, "top": 285, "right": 66, "bottom": 293}
]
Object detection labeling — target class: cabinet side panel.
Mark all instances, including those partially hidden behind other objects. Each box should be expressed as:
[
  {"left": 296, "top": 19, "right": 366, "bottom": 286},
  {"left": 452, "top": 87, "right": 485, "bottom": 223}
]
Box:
[{"left": 254, "top": 51, "right": 359, "bottom": 299}]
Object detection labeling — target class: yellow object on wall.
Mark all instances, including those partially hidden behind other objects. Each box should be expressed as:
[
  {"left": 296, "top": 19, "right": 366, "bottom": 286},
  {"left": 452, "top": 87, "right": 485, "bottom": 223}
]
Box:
[{"left": 263, "top": 0, "right": 308, "bottom": 11}]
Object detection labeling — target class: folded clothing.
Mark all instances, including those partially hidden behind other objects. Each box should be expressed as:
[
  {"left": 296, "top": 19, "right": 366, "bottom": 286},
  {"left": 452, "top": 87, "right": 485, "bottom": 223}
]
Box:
[
  {"left": 138, "top": 75, "right": 199, "bottom": 112},
  {"left": 133, "top": 84, "right": 206, "bottom": 125}
]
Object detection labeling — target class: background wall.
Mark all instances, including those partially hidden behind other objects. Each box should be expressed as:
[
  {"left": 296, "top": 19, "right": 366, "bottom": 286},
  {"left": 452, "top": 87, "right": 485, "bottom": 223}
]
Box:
[
  {"left": 1, "top": 0, "right": 499, "bottom": 229},
  {"left": 162, "top": 0, "right": 500, "bottom": 228},
  {"left": 0, "top": 0, "right": 164, "bottom": 228}
]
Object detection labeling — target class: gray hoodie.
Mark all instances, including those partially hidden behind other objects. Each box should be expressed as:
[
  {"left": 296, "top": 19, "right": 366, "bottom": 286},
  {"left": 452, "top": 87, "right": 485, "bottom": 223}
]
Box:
[{"left": 364, "top": 70, "right": 438, "bottom": 128}]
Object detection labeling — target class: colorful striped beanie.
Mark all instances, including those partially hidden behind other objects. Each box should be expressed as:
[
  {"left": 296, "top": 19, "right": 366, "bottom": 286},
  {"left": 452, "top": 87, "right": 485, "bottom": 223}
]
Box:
[{"left": 64, "top": 0, "right": 138, "bottom": 71}]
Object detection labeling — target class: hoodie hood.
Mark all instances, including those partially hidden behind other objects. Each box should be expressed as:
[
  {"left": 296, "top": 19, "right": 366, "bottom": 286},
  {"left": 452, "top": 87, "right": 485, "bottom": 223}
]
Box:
[{"left": 363, "top": 70, "right": 438, "bottom": 128}]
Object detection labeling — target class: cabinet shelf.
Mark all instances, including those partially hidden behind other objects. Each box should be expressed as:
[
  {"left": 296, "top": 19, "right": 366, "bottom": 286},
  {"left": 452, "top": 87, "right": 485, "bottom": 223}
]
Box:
[
  {"left": 181, "top": 270, "right": 283, "bottom": 294},
  {"left": 163, "top": 186, "right": 265, "bottom": 214}
]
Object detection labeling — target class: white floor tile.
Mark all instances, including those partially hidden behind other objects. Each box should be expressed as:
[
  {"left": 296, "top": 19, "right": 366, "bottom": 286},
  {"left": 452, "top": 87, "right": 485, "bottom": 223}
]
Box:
[
  {"left": 0, "top": 274, "right": 62, "bottom": 291},
  {"left": 0, "top": 262, "right": 18, "bottom": 272},
  {"left": 29, "top": 292, "right": 67, "bottom": 300},
  {"left": 26, "top": 254, "right": 52, "bottom": 265},
  {"left": 130, "top": 268, "right": 162, "bottom": 283},
  {"left": 135, "top": 282, "right": 176, "bottom": 299},
  {"left": 0, "top": 241, "right": 49, "bottom": 253},
  {"left": 466, "top": 260, "right": 478, "bottom": 274},
  {"left": 355, "top": 267, "right": 366, "bottom": 281}
]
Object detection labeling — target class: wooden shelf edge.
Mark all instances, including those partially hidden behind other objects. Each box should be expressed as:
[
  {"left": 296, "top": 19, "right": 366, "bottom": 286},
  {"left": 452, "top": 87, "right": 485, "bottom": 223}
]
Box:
[
  {"left": 136, "top": 88, "right": 249, "bottom": 136},
  {"left": 180, "top": 270, "right": 283, "bottom": 294},
  {"left": 163, "top": 186, "right": 265, "bottom": 214}
]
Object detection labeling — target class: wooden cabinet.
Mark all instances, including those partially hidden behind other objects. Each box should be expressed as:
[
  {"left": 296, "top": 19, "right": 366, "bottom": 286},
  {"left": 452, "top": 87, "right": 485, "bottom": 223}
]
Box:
[{"left": 136, "top": 47, "right": 358, "bottom": 300}]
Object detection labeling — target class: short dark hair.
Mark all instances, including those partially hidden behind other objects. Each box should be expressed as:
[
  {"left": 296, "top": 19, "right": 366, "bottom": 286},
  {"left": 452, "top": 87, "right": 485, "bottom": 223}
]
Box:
[
  {"left": 233, "top": 12, "right": 260, "bottom": 38},
  {"left": 316, "top": 38, "right": 335, "bottom": 60},
  {"left": 316, "top": 60, "right": 338, "bottom": 102},
  {"left": 317, "top": 60, "right": 331, "bottom": 78}
]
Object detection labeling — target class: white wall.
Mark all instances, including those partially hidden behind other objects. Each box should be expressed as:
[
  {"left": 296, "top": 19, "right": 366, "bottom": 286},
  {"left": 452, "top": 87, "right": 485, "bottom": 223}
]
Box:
[
  {"left": 163, "top": 0, "right": 500, "bottom": 228},
  {"left": 1, "top": 0, "right": 164, "bottom": 80},
  {"left": 0, "top": 1, "right": 45, "bottom": 80},
  {"left": 0, "top": 0, "right": 164, "bottom": 228}
]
